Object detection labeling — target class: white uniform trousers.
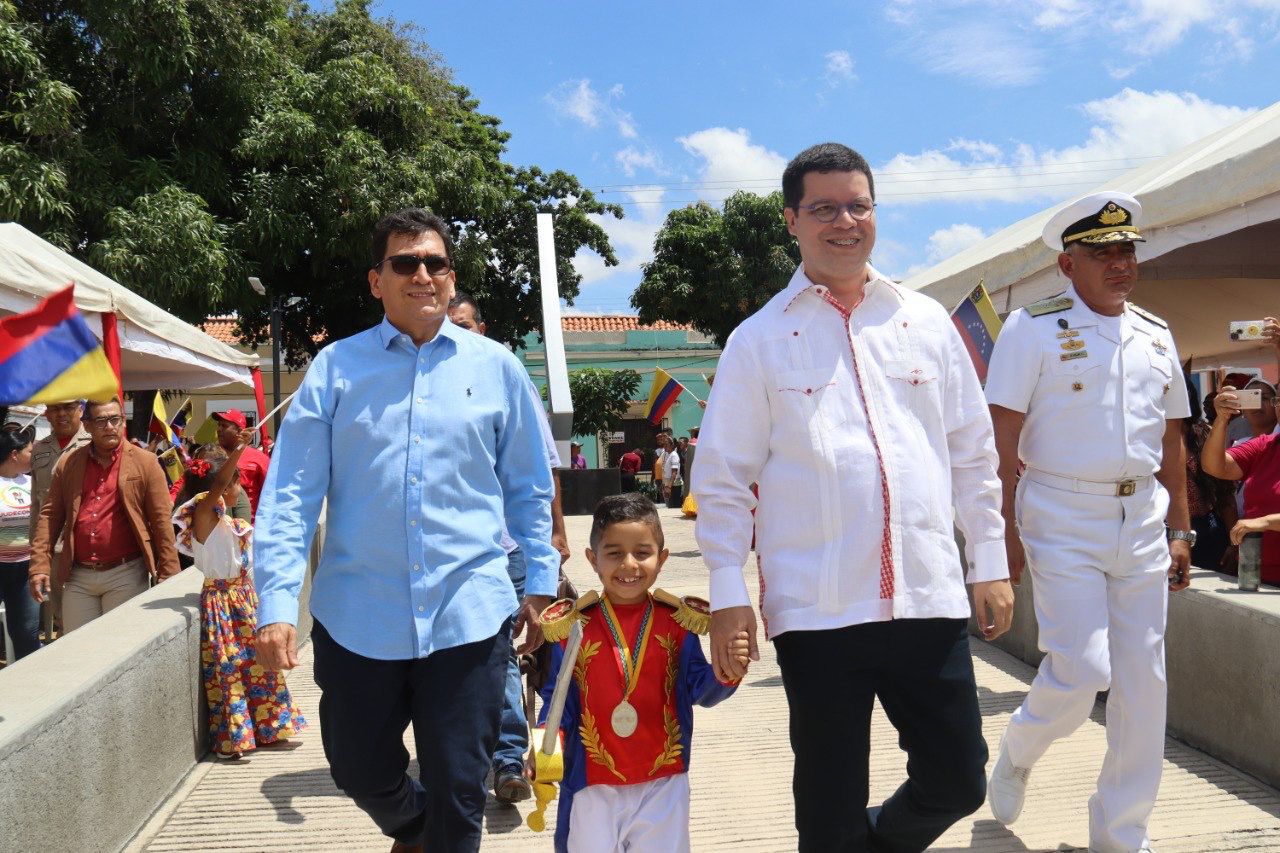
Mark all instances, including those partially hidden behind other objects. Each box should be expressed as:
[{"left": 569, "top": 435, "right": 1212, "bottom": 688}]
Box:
[
  {"left": 568, "top": 773, "right": 691, "bottom": 853},
  {"left": 1006, "top": 476, "right": 1171, "bottom": 853}
]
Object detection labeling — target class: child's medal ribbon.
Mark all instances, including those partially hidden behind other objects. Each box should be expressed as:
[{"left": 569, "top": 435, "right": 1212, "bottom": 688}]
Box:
[{"left": 599, "top": 595, "right": 654, "bottom": 738}]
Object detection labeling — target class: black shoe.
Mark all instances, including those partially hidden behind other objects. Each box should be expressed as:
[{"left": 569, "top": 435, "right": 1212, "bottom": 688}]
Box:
[{"left": 493, "top": 765, "right": 532, "bottom": 803}]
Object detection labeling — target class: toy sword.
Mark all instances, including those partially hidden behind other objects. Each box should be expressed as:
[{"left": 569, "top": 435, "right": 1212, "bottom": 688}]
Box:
[{"left": 527, "top": 619, "right": 583, "bottom": 832}]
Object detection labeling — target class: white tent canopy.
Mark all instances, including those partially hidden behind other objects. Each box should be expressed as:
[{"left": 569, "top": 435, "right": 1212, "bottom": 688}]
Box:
[
  {"left": 0, "top": 222, "right": 257, "bottom": 389},
  {"left": 905, "top": 99, "right": 1280, "bottom": 371}
]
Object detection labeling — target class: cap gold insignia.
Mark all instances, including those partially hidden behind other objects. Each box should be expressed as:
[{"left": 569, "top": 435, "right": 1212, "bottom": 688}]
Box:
[
  {"left": 1099, "top": 202, "right": 1128, "bottom": 225},
  {"left": 1061, "top": 339, "right": 1086, "bottom": 351},
  {"left": 1163, "top": 383, "right": 1170, "bottom": 396},
  {"left": 1057, "top": 329, "right": 1079, "bottom": 339},
  {"left": 1072, "top": 382, "right": 1084, "bottom": 392},
  {"left": 1061, "top": 350, "right": 1088, "bottom": 361}
]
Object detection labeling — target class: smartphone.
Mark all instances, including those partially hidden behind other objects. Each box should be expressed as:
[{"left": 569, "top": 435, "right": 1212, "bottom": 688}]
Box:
[
  {"left": 1238, "top": 388, "right": 1263, "bottom": 410},
  {"left": 1229, "top": 321, "right": 1267, "bottom": 341}
]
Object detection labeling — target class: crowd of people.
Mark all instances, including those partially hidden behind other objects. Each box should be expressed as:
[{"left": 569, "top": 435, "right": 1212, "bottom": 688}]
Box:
[
  {"left": 0, "top": 397, "right": 305, "bottom": 760},
  {"left": 5, "top": 138, "right": 1279, "bottom": 853}
]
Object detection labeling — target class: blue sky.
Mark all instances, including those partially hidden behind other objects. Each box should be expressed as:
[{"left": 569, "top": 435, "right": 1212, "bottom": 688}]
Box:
[{"left": 377, "top": 0, "right": 1280, "bottom": 313}]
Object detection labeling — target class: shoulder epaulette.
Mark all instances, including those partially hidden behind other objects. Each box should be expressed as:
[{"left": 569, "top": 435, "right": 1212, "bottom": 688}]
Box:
[
  {"left": 539, "top": 590, "right": 599, "bottom": 643},
  {"left": 653, "top": 588, "right": 712, "bottom": 635},
  {"left": 1128, "top": 303, "right": 1168, "bottom": 329},
  {"left": 1025, "top": 294, "right": 1073, "bottom": 317}
]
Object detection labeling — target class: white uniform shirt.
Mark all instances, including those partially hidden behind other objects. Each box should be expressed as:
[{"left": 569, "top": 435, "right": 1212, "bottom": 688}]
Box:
[
  {"left": 985, "top": 286, "right": 1191, "bottom": 481},
  {"left": 694, "top": 265, "right": 1008, "bottom": 638},
  {"left": 664, "top": 449, "right": 682, "bottom": 483}
]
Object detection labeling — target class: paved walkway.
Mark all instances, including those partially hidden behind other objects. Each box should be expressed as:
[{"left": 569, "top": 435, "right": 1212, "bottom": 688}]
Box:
[{"left": 128, "top": 509, "right": 1280, "bottom": 851}]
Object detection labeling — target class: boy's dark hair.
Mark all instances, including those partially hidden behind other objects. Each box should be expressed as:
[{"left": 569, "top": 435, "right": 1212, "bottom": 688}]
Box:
[
  {"left": 448, "top": 291, "right": 484, "bottom": 324},
  {"left": 175, "top": 444, "right": 237, "bottom": 506},
  {"left": 782, "top": 143, "right": 876, "bottom": 209},
  {"left": 589, "top": 493, "right": 664, "bottom": 550},
  {"left": 369, "top": 207, "right": 454, "bottom": 269}
]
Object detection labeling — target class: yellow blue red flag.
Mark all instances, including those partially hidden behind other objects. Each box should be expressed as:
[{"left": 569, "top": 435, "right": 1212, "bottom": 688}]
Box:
[
  {"left": 0, "top": 284, "right": 119, "bottom": 406},
  {"left": 950, "top": 282, "right": 1003, "bottom": 384},
  {"left": 643, "top": 367, "right": 684, "bottom": 425}
]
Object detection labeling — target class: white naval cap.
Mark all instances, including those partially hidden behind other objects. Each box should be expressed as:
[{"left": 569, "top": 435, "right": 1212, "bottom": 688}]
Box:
[{"left": 1042, "top": 191, "right": 1145, "bottom": 251}]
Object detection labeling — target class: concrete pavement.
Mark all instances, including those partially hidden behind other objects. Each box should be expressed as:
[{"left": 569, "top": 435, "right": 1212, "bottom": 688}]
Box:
[{"left": 128, "top": 508, "right": 1280, "bottom": 851}]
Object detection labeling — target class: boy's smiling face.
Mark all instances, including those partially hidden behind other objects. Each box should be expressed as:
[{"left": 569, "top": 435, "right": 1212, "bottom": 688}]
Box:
[{"left": 587, "top": 520, "right": 669, "bottom": 605}]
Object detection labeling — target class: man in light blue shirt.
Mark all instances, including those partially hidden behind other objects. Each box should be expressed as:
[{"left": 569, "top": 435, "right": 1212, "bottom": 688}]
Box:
[{"left": 253, "top": 208, "right": 558, "bottom": 853}]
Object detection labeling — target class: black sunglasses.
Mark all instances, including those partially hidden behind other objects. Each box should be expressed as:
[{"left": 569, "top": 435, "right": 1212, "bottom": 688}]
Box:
[{"left": 378, "top": 254, "right": 453, "bottom": 277}]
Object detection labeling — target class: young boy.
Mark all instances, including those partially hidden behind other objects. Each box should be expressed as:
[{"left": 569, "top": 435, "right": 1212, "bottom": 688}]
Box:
[{"left": 537, "top": 493, "right": 749, "bottom": 852}]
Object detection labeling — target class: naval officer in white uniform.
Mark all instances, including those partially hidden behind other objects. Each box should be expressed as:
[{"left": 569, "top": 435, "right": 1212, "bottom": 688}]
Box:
[{"left": 984, "top": 191, "right": 1192, "bottom": 853}]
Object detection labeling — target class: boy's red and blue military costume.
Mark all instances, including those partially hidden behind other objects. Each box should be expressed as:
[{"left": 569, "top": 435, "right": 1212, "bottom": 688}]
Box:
[{"left": 537, "top": 590, "right": 737, "bottom": 852}]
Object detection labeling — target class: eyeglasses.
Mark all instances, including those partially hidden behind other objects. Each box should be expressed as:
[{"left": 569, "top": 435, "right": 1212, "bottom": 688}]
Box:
[
  {"left": 797, "top": 200, "right": 876, "bottom": 223},
  {"left": 86, "top": 415, "right": 123, "bottom": 428},
  {"left": 378, "top": 254, "right": 453, "bottom": 277}
]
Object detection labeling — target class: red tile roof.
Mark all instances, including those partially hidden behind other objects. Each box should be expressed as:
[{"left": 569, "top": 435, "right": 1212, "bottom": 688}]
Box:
[
  {"left": 561, "top": 315, "right": 692, "bottom": 333},
  {"left": 203, "top": 314, "right": 693, "bottom": 343}
]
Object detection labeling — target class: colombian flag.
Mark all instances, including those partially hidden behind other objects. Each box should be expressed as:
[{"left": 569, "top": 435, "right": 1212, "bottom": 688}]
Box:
[
  {"left": 0, "top": 285, "right": 119, "bottom": 406},
  {"left": 643, "top": 367, "right": 684, "bottom": 425},
  {"left": 950, "top": 282, "right": 1003, "bottom": 384}
]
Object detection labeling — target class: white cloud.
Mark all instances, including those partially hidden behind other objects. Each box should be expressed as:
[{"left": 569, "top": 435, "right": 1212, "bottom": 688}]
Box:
[
  {"left": 923, "top": 224, "right": 989, "bottom": 265},
  {"left": 676, "top": 127, "right": 788, "bottom": 202},
  {"left": 876, "top": 88, "right": 1254, "bottom": 205},
  {"left": 545, "top": 79, "right": 637, "bottom": 138},
  {"left": 572, "top": 186, "right": 668, "bottom": 289},
  {"left": 615, "top": 146, "right": 664, "bottom": 177},
  {"left": 824, "top": 50, "right": 856, "bottom": 84},
  {"left": 914, "top": 21, "right": 1046, "bottom": 87}
]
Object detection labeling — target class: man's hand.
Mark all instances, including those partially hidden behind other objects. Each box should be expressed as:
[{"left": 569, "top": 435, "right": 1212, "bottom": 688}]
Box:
[
  {"left": 551, "top": 532, "right": 570, "bottom": 566},
  {"left": 710, "top": 606, "right": 759, "bottom": 683},
  {"left": 1168, "top": 538, "right": 1192, "bottom": 591},
  {"left": 972, "top": 580, "right": 1015, "bottom": 640},
  {"left": 28, "top": 572, "right": 51, "bottom": 604},
  {"left": 256, "top": 622, "right": 299, "bottom": 671},
  {"left": 515, "top": 594, "right": 554, "bottom": 655},
  {"left": 1003, "top": 522, "right": 1026, "bottom": 586}
]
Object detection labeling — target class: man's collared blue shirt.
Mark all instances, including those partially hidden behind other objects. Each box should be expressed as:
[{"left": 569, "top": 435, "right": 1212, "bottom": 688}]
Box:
[{"left": 253, "top": 316, "right": 557, "bottom": 660}]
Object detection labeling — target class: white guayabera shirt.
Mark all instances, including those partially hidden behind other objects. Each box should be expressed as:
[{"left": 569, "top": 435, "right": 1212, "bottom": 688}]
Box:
[{"left": 693, "top": 265, "right": 1008, "bottom": 639}]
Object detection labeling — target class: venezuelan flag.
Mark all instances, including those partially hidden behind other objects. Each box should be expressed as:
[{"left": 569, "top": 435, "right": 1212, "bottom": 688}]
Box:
[
  {"left": 149, "top": 394, "right": 174, "bottom": 444},
  {"left": 950, "top": 282, "right": 1003, "bottom": 384},
  {"left": 643, "top": 367, "right": 684, "bottom": 425},
  {"left": 169, "top": 400, "right": 190, "bottom": 438},
  {"left": 0, "top": 284, "right": 119, "bottom": 406}
]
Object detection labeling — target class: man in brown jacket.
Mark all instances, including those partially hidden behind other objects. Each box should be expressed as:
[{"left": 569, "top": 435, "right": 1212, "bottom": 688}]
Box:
[
  {"left": 29, "top": 398, "right": 180, "bottom": 633},
  {"left": 29, "top": 399, "right": 91, "bottom": 632}
]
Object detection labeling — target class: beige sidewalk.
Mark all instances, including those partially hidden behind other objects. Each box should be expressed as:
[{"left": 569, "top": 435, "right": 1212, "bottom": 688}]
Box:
[{"left": 129, "top": 509, "right": 1280, "bottom": 852}]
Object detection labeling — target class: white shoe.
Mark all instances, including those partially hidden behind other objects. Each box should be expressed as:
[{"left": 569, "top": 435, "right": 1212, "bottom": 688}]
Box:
[{"left": 988, "top": 738, "right": 1031, "bottom": 825}]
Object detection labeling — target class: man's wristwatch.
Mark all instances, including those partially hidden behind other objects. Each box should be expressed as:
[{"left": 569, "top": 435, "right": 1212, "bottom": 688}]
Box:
[{"left": 1168, "top": 529, "right": 1198, "bottom": 546}]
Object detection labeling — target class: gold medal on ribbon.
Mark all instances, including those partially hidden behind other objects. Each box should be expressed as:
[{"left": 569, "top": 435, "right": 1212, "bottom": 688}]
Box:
[{"left": 600, "top": 596, "right": 654, "bottom": 739}]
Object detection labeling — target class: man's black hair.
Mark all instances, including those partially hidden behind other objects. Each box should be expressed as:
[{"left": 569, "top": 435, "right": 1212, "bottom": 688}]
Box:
[
  {"left": 448, "top": 291, "right": 484, "bottom": 324},
  {"left": 369, "top": 208, "right": 454, "bottom": 269},
  {"left": 589, "top": 493, "right": 664, "bottom": 551},
  {"left": 83, "top": 397, "right": 122, "bottom": 419},
  {"left": 782, "top": 143, "right": 876, "bottom": 209}
]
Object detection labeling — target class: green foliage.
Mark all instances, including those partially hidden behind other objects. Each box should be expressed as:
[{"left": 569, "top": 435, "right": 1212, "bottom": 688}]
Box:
[
  {"left": 0, "top": 0, "right": 620, "bottom": 361},
  {"left": 562, "top": 368, "right": 641, "bottom": 439},
  {"left": 631, "top": 191, "right": 800, "bottom": 347}
]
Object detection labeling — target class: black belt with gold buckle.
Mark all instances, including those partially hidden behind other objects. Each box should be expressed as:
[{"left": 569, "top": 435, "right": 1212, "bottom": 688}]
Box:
[{"left": 78, "top": 554, "right": 142, "bottom": 571}]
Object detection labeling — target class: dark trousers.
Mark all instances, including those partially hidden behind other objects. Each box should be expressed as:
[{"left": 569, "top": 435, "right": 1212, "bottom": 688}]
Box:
[
  {"left": 312, "top": 618, "right": 511, "bottom": 852},
  {"left": 1, "top": 559, "right": 40, "bottom": 660},
  {"left": 774, "top": 618, "right": 987, "bottom": 853}
]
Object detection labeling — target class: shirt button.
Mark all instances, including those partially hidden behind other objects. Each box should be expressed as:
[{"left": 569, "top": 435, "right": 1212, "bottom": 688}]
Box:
[
  {"left": 410, "top": 520, "right": 417, "bottom": 527},
  {"left": 410, "top": 476, "right": 418, "bottom": 484},
  {"left": 414, "top": 436, "right": 421, "bottom": 444},
  {"left": 416, "top": 397, "right": 424, "bottom": 404},
  {"left": 417, "top": 605, "right": 424, "bottom": 612},
  {"left": 413, "top": 564, "right": 420, "bottom": 571}
]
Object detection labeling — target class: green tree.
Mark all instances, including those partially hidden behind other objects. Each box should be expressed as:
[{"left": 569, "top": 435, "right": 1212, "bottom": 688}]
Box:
[
  {"left": 561, "top": 368, "right": 641, "bottom": 439},
  {"left": 631, "top": 191, "right": 799, "bottom": 347},
  {"left": 0, "top": 0, "right": 620, "bottom": 359}
]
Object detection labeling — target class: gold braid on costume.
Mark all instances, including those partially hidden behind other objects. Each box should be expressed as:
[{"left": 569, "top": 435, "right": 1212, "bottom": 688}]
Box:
[
  {"left": 652, "top": 589, "right": 712, "bottom": 635},
  {"left": 539, "top": 590, "right": 599, "bottom": 642}
]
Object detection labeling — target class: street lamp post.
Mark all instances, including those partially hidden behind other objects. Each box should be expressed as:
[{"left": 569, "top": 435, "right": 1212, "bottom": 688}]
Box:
[{"left": 248, "top": 276, "right": 285, "bottom": 436}]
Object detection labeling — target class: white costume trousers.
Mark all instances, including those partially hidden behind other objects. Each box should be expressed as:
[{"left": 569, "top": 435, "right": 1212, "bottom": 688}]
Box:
[
  {"left": 1006, "top": 477, "right": 1170, "bottom": 853},
  {"left": 567, "top": 773, "right": 690, "bottom": 853}
]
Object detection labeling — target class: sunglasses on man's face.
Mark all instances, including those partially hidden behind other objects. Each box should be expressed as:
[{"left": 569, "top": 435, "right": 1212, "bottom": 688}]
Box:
[{"left": 378, "top": 254, "right": 453, "bottom": 277}]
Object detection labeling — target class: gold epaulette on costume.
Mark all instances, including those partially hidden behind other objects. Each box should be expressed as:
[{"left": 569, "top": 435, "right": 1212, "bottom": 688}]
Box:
[
  {"left": 1128, "top": 303, "right": 1168, "bottom": 329},
  {"left": 539, "top": 590, "right": 599, "bottom": 643},
  {"left": 652, "top": 588, "right": 712, "bottom": 635},
  {"left": 1025, "top": 294, "right": 1073, "bottom": 316}
]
